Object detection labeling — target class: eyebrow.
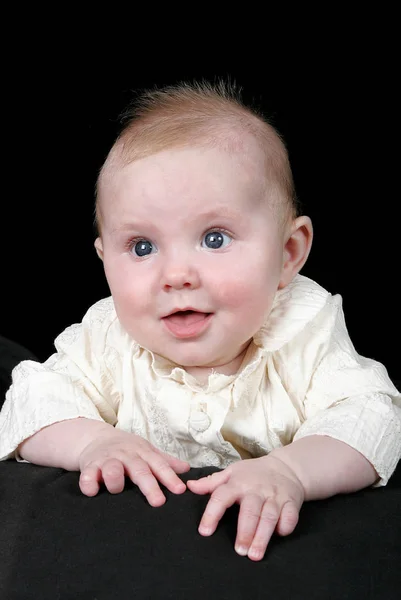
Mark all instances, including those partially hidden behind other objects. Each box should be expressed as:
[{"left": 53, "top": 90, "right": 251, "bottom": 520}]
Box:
[
  {"left": 193, "top": 207, "right": 245, "bottom": 221},
  {"left": 108, "top": 207, "right": 246, "bottom": 236},
  {"left": 109, "top": 223, "right": 144, "bottom": 235}
]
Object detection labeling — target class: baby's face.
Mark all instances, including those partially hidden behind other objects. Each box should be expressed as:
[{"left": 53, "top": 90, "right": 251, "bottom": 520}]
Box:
[{"left": 97, "top": 144, "right": 288, "bottom": 371}]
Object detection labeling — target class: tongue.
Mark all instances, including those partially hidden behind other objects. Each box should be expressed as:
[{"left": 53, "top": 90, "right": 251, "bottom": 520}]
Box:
[{"left": 167, "top": 311, "right": 208, "bottom": 326}]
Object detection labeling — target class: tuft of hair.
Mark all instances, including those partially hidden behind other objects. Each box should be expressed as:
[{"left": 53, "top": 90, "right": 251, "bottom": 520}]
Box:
[{"left": 95, "top": 79, "right": 300, "bottom": 233}]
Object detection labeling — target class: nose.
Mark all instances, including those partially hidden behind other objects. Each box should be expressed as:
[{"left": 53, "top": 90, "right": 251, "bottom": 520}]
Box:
[{"left": 161, "top": 257, "right": 201, "bottom": 291}]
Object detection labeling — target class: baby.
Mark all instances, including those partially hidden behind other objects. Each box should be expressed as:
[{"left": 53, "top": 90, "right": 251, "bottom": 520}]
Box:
[{"left": 1, "top": 80, "right": 400, "bottom": 562}]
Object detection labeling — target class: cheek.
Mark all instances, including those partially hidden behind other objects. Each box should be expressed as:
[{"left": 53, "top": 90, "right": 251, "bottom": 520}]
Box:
[
  {"left": 103, "top": 259, "right": 151, "bottom": 310},
  {"left": 212, "top": 273, "right": 276, "bottom": 315},
  {"left": 104, "top": 261, "right": 129, "bottom": 297},
  {"left": 211, "top": 256, "right": 280, "bottom": 310},
  {"left": 215, "top": 278, "right": 253, "bottom": 308}
]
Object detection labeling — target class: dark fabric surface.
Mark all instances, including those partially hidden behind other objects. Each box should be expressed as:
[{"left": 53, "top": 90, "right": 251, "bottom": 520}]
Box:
[{"left": 0, "top": 460, "right": 400, "bottom": 600}]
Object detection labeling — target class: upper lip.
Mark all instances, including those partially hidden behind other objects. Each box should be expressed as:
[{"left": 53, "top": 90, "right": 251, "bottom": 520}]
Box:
[{"left": 162, "top": 307, "right": 211, "bottom": 318}]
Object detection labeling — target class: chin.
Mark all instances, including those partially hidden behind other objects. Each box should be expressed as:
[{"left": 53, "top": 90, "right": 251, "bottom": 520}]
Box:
[
  {"left": 172, "top": 354, "right": 209, "bottom": 368},
  {"left": 165, "top": 347, "right": 216, "bottom": 368}
]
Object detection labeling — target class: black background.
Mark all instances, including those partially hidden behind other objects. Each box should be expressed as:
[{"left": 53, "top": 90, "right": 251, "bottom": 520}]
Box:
[{"left": 2, "top": 27, "right": 399, "bottom": 383}]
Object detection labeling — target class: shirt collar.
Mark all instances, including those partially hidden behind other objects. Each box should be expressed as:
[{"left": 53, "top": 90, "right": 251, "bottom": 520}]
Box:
[{"left": 253, "top": 275, "right": 329, "bottom": 351}]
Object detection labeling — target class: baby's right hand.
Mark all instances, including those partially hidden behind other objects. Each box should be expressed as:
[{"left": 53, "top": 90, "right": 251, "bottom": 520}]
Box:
[{"left": 78, "top": 429, "right": 190, "bottom": 506}]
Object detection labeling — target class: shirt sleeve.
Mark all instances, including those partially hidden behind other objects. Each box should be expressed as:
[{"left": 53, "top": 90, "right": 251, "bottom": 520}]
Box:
[
  {"left": 292, "top": 296, "right": 401, "bottom": 486},
  {"left": 0, "top": 298, "right": 121, "bottom": 461}
]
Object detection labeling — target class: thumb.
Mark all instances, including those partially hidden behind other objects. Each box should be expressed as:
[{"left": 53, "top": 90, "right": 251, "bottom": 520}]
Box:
[
  {"left": 163, "top": 452, "right": 191, "bottom": 474},
  {"left": 187, "top": 469, "right": 229, "bottom": 494}
]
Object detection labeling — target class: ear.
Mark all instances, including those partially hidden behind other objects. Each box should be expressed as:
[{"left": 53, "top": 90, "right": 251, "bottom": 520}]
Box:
[
  {"left": 279, "top": 216, "right": 313, "bottom": 289},
  {"left": 94, "top": 237, "right": 104, "bottom": 261}
]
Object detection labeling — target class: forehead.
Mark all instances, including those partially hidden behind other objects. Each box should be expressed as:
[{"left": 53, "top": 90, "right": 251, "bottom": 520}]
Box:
[{"left": 99, "top": 143, "right": 268, "bottom": 227}]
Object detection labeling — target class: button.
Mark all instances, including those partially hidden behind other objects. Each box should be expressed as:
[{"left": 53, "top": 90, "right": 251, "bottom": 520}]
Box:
[{"left": 189, "top": 410, "right": 211, "bottom": 432}]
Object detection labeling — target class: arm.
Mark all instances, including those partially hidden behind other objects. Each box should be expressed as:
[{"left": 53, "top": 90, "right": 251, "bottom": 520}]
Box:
[
  {"left": 274, "top": 292, "right": 401, "bottom": 486},
  {"left": 0, "top": 298, "right": 119, "bottom": 462},
  {"left": 18, "top": 417, "right": 114, "bottom": 471},
  {"left": 18, "top": 416, "right": 190, "bottom": 503},
  {"left": 268, "top": 434, "right": 378, "bottom": 500}
]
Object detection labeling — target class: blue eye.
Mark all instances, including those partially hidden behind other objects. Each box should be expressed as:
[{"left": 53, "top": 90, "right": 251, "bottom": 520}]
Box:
[
  {"left": 202, "top": 230, "right": 232, "bottom": 250},
  {"left": 132, "top": 239, "right": 156, "bottom": 257}
]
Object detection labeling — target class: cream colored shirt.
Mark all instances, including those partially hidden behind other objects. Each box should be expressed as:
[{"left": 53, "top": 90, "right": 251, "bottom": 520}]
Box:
[{"left": 1, "top": 275, "right": 400, "bottom": 485}]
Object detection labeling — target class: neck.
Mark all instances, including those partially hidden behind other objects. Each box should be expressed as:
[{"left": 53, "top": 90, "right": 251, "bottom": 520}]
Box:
[{"left": 184, "top": 344, "right": 251, "bottom": 385}]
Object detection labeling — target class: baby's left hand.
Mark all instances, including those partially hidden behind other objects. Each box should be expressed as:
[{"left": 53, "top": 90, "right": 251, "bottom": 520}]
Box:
[{"left": 187, "top": 455, "right": 305, "bottom": 561}]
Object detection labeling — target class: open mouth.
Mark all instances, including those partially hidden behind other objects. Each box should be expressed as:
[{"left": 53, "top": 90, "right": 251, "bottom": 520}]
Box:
[
  {"left": 165, "top": 310, "right": 210, "bottom": 325},
  {"left": 162, "top": 310, "right": 213, "bottom": 338}
]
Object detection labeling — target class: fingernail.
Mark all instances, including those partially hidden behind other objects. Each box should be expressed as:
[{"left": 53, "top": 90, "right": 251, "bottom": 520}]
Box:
[
  {"left": 235, "top": 545, "right": 248, "bottom": 557},
  {"left": 199, "top": 526, "right": 213, "bottom": 536}
]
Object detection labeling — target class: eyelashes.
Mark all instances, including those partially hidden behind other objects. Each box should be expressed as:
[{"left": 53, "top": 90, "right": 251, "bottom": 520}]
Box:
[
  {"left": 126, "top": 228, "right": 234, "bottom": 258},
  {"left": 130, "top": 239, "right": 157, "bottom": 257},
  {"left": 201, "top": 230, "right": 232, "bottom": 249}
]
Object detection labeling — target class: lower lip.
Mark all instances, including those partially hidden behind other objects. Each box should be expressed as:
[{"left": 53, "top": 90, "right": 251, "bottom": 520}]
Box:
[{"left": 162, "top": 313, "right": 213, "bottom": 339}]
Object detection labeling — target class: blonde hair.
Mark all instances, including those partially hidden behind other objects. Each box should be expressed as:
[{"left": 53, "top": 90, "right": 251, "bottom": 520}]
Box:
[{"left": 95, "top": 80, "right": 299, "bottom": 232}]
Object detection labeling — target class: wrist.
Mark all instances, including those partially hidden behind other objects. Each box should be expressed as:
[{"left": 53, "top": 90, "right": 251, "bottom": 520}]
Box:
[
  {"left": 264, "top": 450, "right": 308, "bottom": 499},
  {"left": 268, "top": 445, "right": 311, "bottom": 499},
  {"left": 18, "top": 417, "right": 114, "bottom": 471},
  {"left": 269, "top": 436, "right": 378, "bottom": 500}
]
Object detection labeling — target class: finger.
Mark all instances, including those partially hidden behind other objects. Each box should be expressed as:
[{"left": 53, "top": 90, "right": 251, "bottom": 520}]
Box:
[
  {"left": 79, "top": 464, "right": 102, "bottom": 497},
  {"left": 198, "top": 484, "right": 237, "bottom": 536},
  {"left": 101, "top": 458, "right": 126, "bottom": 494},
  {"left": 163, "top": 453, "right": 191, "bottom": 474},
  {"left": 234, "top": 494, "right": 264, "bottom": 557},
  {"left": 187, "top": 470, "right": 230, "bottom": 495},
  {"left": 146, "top": 454, "right": 187, "bottom": 494},
  {"left": 247, "top": 499, "right": 281, "bottom": 562},
  {"left": 275, "top": 500, "right": 300, "bottom": 536},
  {"left": 125, "top": 458, "right": 166, "bottom": 507}
]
